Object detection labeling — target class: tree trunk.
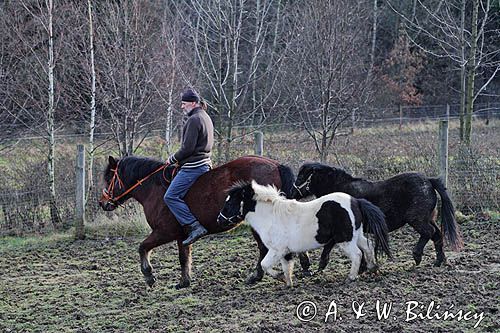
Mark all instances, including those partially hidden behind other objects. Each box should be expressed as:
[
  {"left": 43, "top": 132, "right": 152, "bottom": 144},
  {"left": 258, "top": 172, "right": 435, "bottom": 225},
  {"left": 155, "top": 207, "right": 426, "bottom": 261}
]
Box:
[
  {"left": 86, "top": 0, "right": 96, "bottom": 205},
  {"left": 464, "top": 0, "right": 478, "bottom": 145},
  {"left": 47, "top": 0, "right": 61, "bottom": 228},
  {"left": 459, "top": 0, "right": 466, "bottom": 140}
]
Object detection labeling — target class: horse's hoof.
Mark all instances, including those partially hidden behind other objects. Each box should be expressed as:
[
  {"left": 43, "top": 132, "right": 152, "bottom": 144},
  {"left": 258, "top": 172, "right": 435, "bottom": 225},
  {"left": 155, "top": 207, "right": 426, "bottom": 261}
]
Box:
[
  {"left": 344, "top": 276, "right": 358, "bottom": 284},
  {"left": 367, "top": 265, "right": 379, "bottom": 274},
  {"left": 275, "top": 273, "right": 286, "bottom": 282},
  {"left": 175, "top": 280, "right": 191, "bottom": 289},
  {"left": 413, "top": 254, "right": 423, "bottom": 266},
  {"left": 433, "top": 258, "right": 446, "bottom": 267},
  {"left": 245, "top": 272, "right": 263, "bottom": 285},
  {"left": 145, "top": 275, "right": 157, "bottom": 288},
  {"left": 301, "top": 270, "right": 314, "bottom": 277}
]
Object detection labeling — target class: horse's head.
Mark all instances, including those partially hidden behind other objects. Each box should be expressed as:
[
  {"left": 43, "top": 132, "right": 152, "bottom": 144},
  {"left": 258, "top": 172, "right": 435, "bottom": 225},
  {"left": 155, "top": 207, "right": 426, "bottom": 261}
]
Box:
[
  {"left": 99, "top": 155, "right": 170, "bottom": 211},
  {"left": 291, "top": 163, "right": 337, "bottom": 199},
  {"left": 99, "top": 156, "right": 126, "bottom": 211},
  {"left": 217, "top": 182, "right": 255, "bottom": 228}
]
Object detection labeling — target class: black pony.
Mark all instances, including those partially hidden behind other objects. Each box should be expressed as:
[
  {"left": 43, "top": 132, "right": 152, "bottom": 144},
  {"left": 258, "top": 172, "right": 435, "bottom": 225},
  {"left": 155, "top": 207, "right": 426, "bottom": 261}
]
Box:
[{"left": 291, "top": 163, "right": 463, "bottom": 269}]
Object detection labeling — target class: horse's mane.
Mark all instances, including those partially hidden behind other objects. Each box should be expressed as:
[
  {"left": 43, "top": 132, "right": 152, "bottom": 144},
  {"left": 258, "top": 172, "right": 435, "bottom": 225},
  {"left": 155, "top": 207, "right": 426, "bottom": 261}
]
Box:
[
  {"left": 302, "top": 162, "right": 361, "bottom": 183},
  {"left": 250, "top": 181, "right": 298, "bottom": 216},
  {"left": 227, "top": 180, "right": 251, "bottom": 194},
  {"left": 116, "top": 156, "right": 165, "bottom": 186}
]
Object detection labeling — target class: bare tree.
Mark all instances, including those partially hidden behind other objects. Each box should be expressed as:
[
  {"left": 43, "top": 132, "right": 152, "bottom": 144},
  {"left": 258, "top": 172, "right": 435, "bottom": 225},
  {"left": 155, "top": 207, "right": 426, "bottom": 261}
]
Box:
[
  {"left": 86, "top": 0, "right": 97, "bottom": 201},
  {"left": 1, "top": 0, "right": 64, "bottom": 227},
  {"left": 94, "top": 0, "right": 170, "bottom": 156},
  {"left": 286, "top": 0, "right": 372, "bottom": 162},
  {"left": 388, "top": 0, "right": 500, "bottom": 144},
  {"left": 177, "top": 0, "right": 289, "bottom": 161}
]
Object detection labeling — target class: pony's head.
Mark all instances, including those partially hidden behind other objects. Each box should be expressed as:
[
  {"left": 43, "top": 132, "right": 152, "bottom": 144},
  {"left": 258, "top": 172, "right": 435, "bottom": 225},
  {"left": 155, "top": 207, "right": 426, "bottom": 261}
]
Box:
[
  {"left": 99, "top": 156, "right": 126, "bottom": 211},
  {"left": 218, "top": 180, "right": 287, "bottom": 227},
  {"left": 291, "top": 163, "right": 332, "bottom": 199},
  {"left": 291, "top": 163, "right": 354, "bottom": 199},
  {"left": 217, "top": 181, "right": 255, "bottom": 228}
]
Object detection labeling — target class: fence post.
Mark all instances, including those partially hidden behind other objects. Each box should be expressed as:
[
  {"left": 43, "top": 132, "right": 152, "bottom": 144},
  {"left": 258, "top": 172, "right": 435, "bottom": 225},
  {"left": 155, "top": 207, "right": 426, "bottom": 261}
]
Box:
[
  {"left": 438, "top": 107, "right": 449, "bottom": 187},
  {"left": 254, "top": 131, "right": 263, "bottom": 156},
  {"left": 399, "top": 105, "right": 403, "bottom": 130},
  {"left": 75, "top": 144, "right": 86, "bottom": 240}
]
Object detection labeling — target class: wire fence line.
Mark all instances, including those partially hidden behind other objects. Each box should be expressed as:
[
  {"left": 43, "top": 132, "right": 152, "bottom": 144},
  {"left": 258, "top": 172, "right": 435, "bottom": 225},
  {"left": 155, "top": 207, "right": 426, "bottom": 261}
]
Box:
[
  {"left": 1, "top": 102, "right": 499, "bottom": 141},
  {"left": 0, "top": 113, "right": 498, "bottom": 235}
]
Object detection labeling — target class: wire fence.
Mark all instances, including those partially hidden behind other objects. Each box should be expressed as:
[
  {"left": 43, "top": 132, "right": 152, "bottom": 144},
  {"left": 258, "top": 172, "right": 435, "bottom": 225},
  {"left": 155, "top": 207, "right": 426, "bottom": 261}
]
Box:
[{"left": 0, "top": 108, "right": 498, "bottom": 235}]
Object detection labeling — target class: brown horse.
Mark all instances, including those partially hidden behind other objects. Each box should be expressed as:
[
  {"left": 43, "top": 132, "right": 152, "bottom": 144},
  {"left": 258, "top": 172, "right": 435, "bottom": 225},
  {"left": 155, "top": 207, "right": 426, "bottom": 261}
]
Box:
[{"left": 99, "top": 155, "right": 299, "bottom": 289}]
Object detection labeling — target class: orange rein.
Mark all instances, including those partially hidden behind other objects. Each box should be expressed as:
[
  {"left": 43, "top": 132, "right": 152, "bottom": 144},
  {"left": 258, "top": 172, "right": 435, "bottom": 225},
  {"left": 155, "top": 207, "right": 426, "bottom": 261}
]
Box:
[{"left": 102, "top": 162, "right": 169, "bottom": 206}]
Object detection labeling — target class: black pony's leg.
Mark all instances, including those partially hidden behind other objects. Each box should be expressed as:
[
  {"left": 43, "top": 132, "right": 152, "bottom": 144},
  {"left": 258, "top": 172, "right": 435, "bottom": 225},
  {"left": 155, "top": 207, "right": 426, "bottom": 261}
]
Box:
[
  {"left": 298, "top": 252, "right": 312, "bottom": 276},
  {"left": 318, "top": 241, "right": 335, "bottom": 272},
  {"left": 430, "top": 221, "right": 446, "bottom": 267},
  {"left": 246, "top": 229, "right": 268, "bottom": 285},
  {"left": 139, "top": 231, "right": 171, "bottom": 288},
  {"left": 411, "top": 222, "right": 434, "bottom": 266},
  {"left": 176, "top": 240, "right": 192, "bottom": 289}
]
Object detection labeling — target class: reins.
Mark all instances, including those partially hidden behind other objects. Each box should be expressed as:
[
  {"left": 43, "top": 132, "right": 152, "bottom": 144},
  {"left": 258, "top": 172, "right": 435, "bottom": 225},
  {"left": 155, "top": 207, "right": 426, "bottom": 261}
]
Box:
[{"left": 102, "top": 162, "right": 171, "bottom": 206}]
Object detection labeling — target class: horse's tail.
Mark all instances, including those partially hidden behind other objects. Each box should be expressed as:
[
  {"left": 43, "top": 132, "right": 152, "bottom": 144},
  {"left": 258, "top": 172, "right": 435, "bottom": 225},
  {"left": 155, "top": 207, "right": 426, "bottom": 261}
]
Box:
[
  {"left": 278, "top": 164, "right": 295, "bottom": 199},
  {"left": 429, "top": 177, "right": 463, "bottom": 251},
  {"left": 358, "top": 198, "right": 392, "bottom": 259}
]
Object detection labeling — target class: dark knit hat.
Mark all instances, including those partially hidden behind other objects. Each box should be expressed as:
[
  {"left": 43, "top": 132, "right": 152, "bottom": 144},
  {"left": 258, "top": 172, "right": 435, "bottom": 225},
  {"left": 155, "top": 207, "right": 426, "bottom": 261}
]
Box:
[{"left": 181, "top": 88, "right": 200, "bottom": 103}]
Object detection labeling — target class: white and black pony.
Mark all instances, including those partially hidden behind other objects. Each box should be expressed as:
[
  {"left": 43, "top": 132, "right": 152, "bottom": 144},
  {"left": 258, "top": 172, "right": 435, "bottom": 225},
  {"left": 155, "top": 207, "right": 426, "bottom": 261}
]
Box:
[
  {"left": 291, "top": 163, "right": 463, "bottom": 271},
  {"left": 218, "top": 181, "right": 391, "bottom": 287}
]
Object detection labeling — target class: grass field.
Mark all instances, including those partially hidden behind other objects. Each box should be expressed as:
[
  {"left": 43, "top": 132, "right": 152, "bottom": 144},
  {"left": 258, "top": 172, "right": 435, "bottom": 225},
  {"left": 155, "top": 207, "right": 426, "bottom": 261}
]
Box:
[{"left": 0, "top": 218, "right": 498, "bottom": 332}]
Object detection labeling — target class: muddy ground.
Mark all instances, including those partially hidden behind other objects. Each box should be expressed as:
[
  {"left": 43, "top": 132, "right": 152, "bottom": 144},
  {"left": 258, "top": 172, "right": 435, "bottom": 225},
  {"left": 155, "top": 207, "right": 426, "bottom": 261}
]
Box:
[{"left": 0, "top": 219, "right": 498, "bottom": 332}]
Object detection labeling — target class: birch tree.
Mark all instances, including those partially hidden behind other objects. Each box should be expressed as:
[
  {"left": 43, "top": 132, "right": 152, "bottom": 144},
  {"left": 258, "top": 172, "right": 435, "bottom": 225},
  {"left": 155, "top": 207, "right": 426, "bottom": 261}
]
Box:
[{"left": 5, "top": 0, "right": 63, "bottom": 227}]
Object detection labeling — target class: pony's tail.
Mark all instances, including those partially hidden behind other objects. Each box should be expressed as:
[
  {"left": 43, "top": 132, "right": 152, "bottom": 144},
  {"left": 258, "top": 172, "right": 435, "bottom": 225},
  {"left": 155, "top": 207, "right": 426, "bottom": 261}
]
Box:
[
  {"left": 429, "top": 177, "right": 464, "bottom": 251},
  {"left": 358, "top": 199, "right": 392, "bottom": 260},
  {"left": 278, "top": 164, "right": 295, "bottom": 199}
]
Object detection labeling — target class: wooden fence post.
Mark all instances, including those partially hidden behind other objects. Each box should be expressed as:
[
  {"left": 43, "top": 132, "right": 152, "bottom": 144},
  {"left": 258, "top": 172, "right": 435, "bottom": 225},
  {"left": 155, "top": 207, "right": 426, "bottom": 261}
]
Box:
[
  {"left": 438, "top": 106, "right": 449, "bottom": 187},
  {"left": 399, "top": 105, "right": 403, "bottom": 130},
  {"left": 75, "top": 144, "right": 86, "bottom": 240},
  {"left": 254, "top": 131, "right": 263, "bottom": 156}
]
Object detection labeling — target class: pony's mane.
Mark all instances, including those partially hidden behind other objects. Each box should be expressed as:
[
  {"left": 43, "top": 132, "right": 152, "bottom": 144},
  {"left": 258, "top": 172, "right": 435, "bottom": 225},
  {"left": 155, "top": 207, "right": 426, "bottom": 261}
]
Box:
[
  {"left": 251, "top": 180, "right": 299, "bottom": 217},
  {"left": 227, "top": 180, "right": 251, "bottom": 194},
  {"left": 302, "top": 162, "right": 360, "bottom": 182},
  {"left": 251, "top": 181, "right": 285, "bottom": 203}
]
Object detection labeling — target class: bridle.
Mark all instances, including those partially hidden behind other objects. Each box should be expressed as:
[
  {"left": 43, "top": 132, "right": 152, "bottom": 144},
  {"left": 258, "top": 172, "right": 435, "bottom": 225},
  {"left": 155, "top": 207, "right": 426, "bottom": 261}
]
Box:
[
  {"left": 218, "top": 198, "right": 245, "bottom": 225},
  {"left": 217, "top": 212, "right": 244, "bottom": 225},
  {"left": 293, "top": 173, "right": 313, "bottom": 197},
  {"left": 101, "top": 162, "right": 167, "bottom": 207}
]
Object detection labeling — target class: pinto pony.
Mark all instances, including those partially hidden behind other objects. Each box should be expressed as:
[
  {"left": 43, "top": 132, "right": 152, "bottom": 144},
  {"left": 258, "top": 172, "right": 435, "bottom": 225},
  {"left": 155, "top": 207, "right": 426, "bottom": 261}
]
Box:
[
  {"left": 99, "top": 155, "right": 297, "bottom": 288},
  {"left": 218, "top": 181, "right": 391, "bottom": 287},
  {"left": 291, "top": 163, "right": 463, "bottom": 270}
]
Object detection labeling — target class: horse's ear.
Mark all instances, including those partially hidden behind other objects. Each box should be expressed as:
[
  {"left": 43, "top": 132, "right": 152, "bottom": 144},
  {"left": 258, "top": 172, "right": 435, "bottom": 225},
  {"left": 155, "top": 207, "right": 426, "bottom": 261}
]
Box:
[{"left": 108, "top": 156, "right": 117, "bottom": 168}]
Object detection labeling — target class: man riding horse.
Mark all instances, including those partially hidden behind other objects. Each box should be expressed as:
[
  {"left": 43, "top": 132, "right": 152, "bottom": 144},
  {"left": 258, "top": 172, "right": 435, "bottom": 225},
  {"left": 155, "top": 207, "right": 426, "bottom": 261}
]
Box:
[{"left": 164, "top": 88, "right": 213, "bottom": 246}]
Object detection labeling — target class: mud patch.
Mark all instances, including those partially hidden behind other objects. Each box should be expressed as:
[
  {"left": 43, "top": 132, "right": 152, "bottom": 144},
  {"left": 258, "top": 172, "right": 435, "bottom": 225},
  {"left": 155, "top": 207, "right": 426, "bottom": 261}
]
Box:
[{"left": 0, "top": 221, "right": 498, "bottom": 332}]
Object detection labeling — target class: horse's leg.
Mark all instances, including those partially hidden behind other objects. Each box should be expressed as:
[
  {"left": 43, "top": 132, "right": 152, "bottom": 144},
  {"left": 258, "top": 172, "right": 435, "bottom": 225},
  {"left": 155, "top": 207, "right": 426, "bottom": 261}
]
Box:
[
  {"left": 339, "top": 241, "right": 362, "bottom": 282},
  {"left": 357, "top": 235, "right": 377, "bottom": 273},
  {"left": 318, "top": 240, "right": 335, "bottom": 272},
  {"left": 176, "top": 240, "right": 192, "bottom": 289},
  {"left": 139, "top": 231, "right": 170, "bottom": 287},
  {"left": 246, "top": 229, "right": 268, "bottom": 285},
  {"left": 261, "top": 250, "right": 284, "bottom": 281},
  {"left": 298, "top": 252, "right": 313, "bottom": 276},
  {"left": 430, "top": 221, "right": 446, "bottom": 267},
  {"left": 410, "top": 221, "right": 435, "bottom": 266},
  {"left": 281, "top": 254, "right": 295, "bottom": 287}
]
